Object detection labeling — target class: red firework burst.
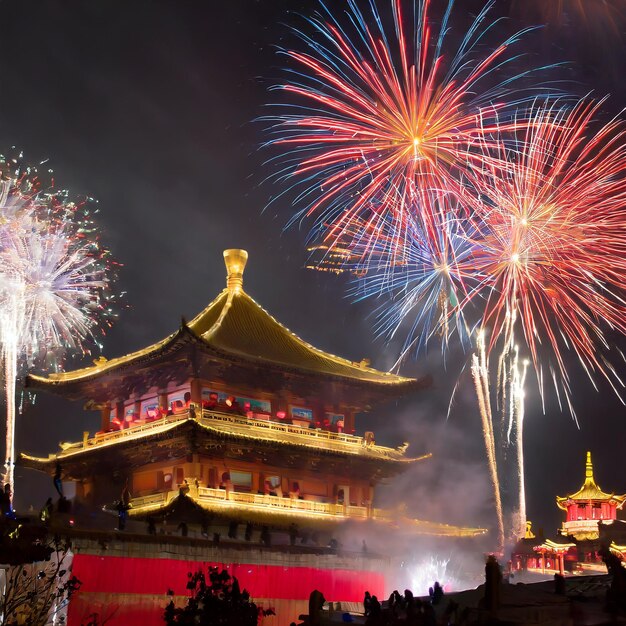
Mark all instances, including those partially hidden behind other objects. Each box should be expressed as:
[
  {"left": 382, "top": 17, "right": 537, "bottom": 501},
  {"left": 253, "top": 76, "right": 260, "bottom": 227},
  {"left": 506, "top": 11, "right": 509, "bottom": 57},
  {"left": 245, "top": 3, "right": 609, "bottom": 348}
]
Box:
[
  {"left": 471, "top": 99, "right": 626, "bottom": 404},
  {"left": 267, "top": 0, "right": 543, "bottom": 251}
]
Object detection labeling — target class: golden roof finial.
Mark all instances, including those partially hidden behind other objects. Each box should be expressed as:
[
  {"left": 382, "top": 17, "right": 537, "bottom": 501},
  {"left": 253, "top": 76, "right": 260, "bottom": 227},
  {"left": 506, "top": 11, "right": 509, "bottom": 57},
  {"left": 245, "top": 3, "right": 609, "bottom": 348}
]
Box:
[
  {"left": 585, "top": 450, "right": 594, "bottom": 482},
  {"left": 223, "top": 249, "right": 248, "bottom": 293}
]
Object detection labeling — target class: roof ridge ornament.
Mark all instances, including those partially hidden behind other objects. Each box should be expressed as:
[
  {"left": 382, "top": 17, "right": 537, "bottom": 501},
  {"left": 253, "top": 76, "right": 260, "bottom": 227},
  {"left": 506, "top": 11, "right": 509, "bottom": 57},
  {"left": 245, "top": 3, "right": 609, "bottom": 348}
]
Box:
[
  {"left": 585, "top": 450, "right": 595, "bottom": 483},
  {"left": 223, "top": 249, "right": 248, "bottom": 293}
]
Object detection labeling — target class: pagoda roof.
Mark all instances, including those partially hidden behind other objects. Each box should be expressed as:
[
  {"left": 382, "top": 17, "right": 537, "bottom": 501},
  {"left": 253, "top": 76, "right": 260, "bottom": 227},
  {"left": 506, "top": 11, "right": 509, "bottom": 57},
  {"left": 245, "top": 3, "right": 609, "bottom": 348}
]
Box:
[
  {"left": 533, "top": 539, "right": 576, "bottom": 553},
  {"left": 556, "top": 451, "right": 626, "bottom": 509},
  {"left": 27, "top": 249, "right": 425, "bottom": 397}
]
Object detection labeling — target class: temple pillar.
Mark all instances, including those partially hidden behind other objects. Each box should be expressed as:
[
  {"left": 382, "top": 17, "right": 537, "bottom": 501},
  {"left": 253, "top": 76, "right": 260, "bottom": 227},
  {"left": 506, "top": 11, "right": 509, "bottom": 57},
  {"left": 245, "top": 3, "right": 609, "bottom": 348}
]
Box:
[
  {"left": 252, "top": 472, "right": 260, "bottom": 494},
  {"left": 314, "top": 400, "right": 325, "bottom": 427},
  {"left": 115, "top": 401, "right": 124, "bottom": 425},
  {"left": 190, "top": 379, "right": 202, "bottom": 405},
  {"left": 192, "top": 453, "right": 200, "bottom": 482},
  {"left": 366, "top": 484, "right": 374, "bottom": 518},
  {"left": 100, "top": 405, "right": 110, "bottom": 432},
  {"left": 344, "top": 408, "right": 355, "bottom": 434},
  {"left": 158, "top": 391, "right": 168, "bottom": 415},
  {"left": 353, "top": 485, "right": 361, "bottom": 508},
  {"left": 273, "top": 390, "right": 289, "bottom": 418}
]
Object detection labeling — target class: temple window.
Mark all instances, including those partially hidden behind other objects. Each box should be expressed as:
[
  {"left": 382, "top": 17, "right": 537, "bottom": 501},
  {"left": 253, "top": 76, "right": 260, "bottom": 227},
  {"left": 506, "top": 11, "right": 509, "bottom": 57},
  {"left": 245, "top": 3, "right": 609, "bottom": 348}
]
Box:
[
  {"left": 168, "top": 387, "right": 191, "bottom": 414},
  {"left": 289, "top": 481, "right": 301, "bottom": 498},
  {"left": 123, "top": 402, "right": 137, "bottom": 425},
  {"left": 140, "top": 397, "right": 160, "bottom": 421},
  {"left": 263, "top": 475, "right": 282, "bottom": 496},
  {"left": 230, "top": 471, "right": 252, "bottom": 492},
  {"left": 156, "top": 471, "right": 173, "bottom": 491},
  {"left": 290, "top": 406, "right": 314, "bottom": 427},
  {"left": 201, "top": 388, "right": 270, "bottom": 417}
]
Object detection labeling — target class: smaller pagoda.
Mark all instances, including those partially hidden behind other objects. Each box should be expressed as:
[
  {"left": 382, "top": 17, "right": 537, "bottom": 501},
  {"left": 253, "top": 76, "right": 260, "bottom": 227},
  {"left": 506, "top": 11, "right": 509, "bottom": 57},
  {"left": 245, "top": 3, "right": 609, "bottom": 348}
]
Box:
[{"left": 557, "top": 451, "right": 626, "bottom": 540}]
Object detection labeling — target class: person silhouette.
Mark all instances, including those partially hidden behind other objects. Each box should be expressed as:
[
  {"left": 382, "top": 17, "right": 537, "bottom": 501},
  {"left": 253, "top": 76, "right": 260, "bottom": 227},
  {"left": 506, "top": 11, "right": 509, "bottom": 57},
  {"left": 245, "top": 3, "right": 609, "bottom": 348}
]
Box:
[{"left": 53, "top": 462, "right": 64, "bottom": 498}]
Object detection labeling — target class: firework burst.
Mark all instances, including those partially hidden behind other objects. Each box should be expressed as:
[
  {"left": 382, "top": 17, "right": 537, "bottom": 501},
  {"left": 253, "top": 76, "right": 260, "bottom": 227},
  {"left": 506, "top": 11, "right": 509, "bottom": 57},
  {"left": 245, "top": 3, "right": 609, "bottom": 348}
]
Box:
[
  {"left": 344, "top": 190, "right": 477, "bottom": 361},
  {"left": 266, "top": 0, "right": 545, "bottom": 251},
  {"left": 0, "top": 159, "right": 119, "bottom": 495},
  {"left": 471, "top": 99, "right": 626, "bottom": 414},
  {"left": 268, "top": 1, "right": 626, "bottom": 550}
]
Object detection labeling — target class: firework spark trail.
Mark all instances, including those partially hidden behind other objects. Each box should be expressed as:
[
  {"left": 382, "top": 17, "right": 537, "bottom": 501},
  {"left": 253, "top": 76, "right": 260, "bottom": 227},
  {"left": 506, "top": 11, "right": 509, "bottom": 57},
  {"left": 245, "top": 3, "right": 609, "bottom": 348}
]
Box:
[
  {"left": 0, "top": 170, "right": 118, "bottom": 497},
  {"left": 266, "top": 0, "right": 548, "bottom": 258},
  {"left": 471, "top": 331, "right": 504, "bottom": 554},
  {"left": 0, "top": 310, "right": 19, "bottom": 492},
  {"left": 512, "top": 348, "right": 529, "bottom": 540}
]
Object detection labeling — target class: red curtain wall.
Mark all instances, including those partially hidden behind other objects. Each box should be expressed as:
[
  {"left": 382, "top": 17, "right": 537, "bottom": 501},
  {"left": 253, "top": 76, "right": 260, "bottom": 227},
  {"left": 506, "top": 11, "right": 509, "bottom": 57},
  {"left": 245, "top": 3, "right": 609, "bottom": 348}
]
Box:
[{"left": 68, "top": 554, "right": 386, "bottom": 626}]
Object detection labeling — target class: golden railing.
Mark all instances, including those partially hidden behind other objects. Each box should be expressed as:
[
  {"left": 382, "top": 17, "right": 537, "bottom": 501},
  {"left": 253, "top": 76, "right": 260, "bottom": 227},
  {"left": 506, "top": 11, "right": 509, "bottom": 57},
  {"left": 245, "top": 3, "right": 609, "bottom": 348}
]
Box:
[
  {"left": 130, "top": 486, "right": 369, "bottom": 519},
  {"left": 200, "top": 410, "right": 363, "bottom": 447},
  {"left": 127, "top": 486, "right": 487, "bottom": 536},
  {"left": 57, "top": 407, "right": 403, "bottom": 460}
]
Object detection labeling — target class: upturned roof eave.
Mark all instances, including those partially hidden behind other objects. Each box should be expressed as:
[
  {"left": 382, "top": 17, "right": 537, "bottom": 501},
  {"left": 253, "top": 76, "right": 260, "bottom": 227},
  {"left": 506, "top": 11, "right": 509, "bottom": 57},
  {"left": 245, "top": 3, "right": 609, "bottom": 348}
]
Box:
[
  {"left": 25, "top": 261, "right": 425, "bottom": 393},
  {"left": 556, "top": 487, "right": 626, "bottom": 510},
  {"left": 18, "top": 416, "right": 425, "bottom": 470},
  {"left": 25, "top": 332, "right": 429, "bottom": 398}
]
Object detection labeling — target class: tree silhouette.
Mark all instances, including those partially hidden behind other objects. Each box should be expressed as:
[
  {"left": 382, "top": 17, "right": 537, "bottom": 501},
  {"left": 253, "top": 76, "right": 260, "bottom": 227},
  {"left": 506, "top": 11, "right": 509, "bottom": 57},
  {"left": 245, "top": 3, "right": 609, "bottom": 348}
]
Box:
[{"left": 163, "top": 566, "right": 274, "bottom": 626}]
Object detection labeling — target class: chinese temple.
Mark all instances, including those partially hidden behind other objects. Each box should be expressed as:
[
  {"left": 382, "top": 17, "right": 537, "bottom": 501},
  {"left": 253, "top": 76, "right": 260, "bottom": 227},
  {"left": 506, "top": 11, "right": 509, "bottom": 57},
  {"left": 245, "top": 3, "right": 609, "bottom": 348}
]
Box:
[
  {"left": 511, "top": 451, "right": 626, "bottom": 579},
  {"left": 20, "top": 249, "right": 485, "bottom": 626},
  {"left": 557, "top": 451, "right": 626, "bottom": 541}
]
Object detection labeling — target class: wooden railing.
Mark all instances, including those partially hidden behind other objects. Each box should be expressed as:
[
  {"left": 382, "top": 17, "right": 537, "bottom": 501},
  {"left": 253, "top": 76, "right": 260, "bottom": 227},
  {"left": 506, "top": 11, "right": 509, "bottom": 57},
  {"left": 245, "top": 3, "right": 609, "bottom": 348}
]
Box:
[
  {"left": 200, "top": 410, "right": 364, "bottom": 446},
  {"left": 128, "top": 489, "right": 486, "bottom": 536},
  {"left": 131, "top": 486, "right": 370, "bottom": 519},
  {"left": 60, "top": 407, "right": 404, "bottom": 459},
  {"left": 130, "top": 491, "right": 169, "bottom": 510},
  {"left": 57, "top": 407, "right": 409, "bottom": 464}
]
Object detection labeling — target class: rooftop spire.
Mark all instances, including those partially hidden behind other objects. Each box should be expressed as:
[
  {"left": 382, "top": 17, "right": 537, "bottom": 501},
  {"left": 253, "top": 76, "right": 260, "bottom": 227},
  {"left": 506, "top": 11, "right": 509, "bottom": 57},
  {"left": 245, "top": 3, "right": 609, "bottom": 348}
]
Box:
[
  {"left": 223, "top": 249, "right": 248, "bottom": 293},
  {"left": 585, "top": 450, "right": 594, "bottom": 482}
]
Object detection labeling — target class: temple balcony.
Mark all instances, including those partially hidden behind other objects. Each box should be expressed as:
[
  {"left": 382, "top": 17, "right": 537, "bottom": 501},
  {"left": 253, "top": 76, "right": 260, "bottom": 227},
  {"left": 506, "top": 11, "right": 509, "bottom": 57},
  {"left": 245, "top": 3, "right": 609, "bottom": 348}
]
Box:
[
  {"left": 562, "top": 519, "right": 614, "bottom": 532},
  {"left": 129, "top": 484, "right": 371, "bottom": 521},
  {"left": 125, "top": 483, "right": 485, "bottom": 537},
  {"left": 50, "top": 406, "right": 415, "bottom": 462}
]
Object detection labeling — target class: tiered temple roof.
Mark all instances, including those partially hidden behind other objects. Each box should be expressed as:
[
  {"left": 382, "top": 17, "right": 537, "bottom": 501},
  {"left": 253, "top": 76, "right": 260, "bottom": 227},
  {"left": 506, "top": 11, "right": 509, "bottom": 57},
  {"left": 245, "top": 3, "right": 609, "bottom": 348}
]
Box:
[
  {"left": 26, "top": 249, "right": 428, "bottom": 406},
  {"left": 556, "top": 451, "right": 626, "bottom": 510}
]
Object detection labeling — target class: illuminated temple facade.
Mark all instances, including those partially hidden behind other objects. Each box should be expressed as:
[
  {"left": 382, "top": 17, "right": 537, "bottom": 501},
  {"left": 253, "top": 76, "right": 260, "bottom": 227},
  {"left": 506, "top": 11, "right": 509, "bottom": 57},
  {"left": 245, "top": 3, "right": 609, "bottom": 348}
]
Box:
[
  {"left": 557, "top": 451, "right": 626, "bottom": 541},
  {"left": 512, "top": 452, "right": 626, "bottom": 578},
  {"left": 22, "top": 249, "right": 483, "bottom": 537}
]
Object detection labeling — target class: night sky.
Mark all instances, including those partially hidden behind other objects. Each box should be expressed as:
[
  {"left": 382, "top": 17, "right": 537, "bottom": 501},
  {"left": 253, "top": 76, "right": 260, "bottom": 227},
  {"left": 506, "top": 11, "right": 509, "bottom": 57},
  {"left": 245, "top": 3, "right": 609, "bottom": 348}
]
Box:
[{"left": 1, "top": 0, "right": 625, "bottom": 538}]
